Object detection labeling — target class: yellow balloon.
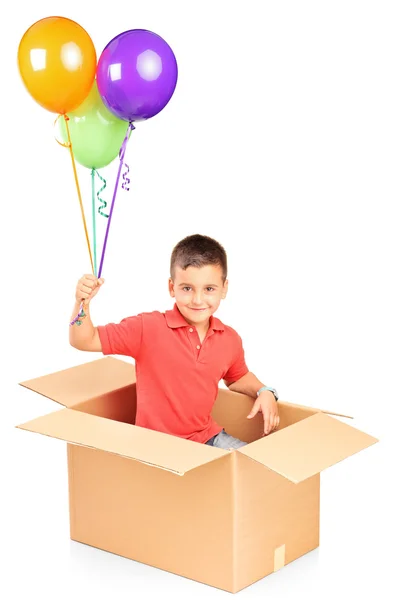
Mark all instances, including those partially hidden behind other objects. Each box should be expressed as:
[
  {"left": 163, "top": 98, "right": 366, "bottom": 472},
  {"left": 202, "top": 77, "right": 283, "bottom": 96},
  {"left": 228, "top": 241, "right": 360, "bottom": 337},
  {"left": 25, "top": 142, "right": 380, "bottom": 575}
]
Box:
[{"left": 18, "top": 16, "right": 96, "bottom": 114}]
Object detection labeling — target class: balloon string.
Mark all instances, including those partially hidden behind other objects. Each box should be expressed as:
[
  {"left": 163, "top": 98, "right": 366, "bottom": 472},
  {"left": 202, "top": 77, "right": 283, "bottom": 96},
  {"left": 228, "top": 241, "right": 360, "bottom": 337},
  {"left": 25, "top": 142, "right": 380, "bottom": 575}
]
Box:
[
  {"left": 53, "top": 115, "right": 69, "bottom": 147},
  {"left": 97, "top": 122, "right": 135, "bottom": 278},
  {"left": 122, "top": 162, "right": 130, "bottom": 191},
  {"left": 91, "top": 169, "right": 97, "bottom": 277},
  {"left": 95, "top": 169, "right": 108, "bottom": 217},
  {"left": 64, "top": 115, "right": 95, "bottom": 275},
  {"left": 71, "top": 167, "right": 107, "bottom": 327},
  {"left": 69, "top": 301, "right": 87, "bottom": 327}
]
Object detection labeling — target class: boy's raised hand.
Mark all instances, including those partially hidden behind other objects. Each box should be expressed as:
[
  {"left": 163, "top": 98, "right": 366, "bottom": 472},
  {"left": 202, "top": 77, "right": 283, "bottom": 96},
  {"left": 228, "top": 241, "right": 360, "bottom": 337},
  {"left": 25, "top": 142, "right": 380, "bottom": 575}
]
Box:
[{"left": 75, "top": 274, "right": 105, "bottom": 304}]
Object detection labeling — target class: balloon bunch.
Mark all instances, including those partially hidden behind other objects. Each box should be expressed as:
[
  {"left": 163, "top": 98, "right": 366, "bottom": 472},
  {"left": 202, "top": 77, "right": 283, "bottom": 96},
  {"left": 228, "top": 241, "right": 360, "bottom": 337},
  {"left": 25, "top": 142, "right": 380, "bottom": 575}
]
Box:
[{"left": 18, "top": 17, "right": 178, "bottom": 286}]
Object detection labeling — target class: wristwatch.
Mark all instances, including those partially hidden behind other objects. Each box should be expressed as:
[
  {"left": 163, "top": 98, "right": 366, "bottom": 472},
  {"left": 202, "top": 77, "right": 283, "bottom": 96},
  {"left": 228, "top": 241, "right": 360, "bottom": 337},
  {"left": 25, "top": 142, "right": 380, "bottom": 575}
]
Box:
[{"left": 257, "top": 385, "right": 279, "bottom": 402}]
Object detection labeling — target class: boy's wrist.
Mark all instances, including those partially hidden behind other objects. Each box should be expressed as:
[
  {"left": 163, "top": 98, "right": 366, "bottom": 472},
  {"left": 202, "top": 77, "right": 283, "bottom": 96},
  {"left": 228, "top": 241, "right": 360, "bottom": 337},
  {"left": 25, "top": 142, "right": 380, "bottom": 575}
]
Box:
[
  {"left": 75, "top": 298, "right": 89, "bottom": 307},
  {"left": 257, "top": 386, "right": 279, "bottom": 402}
]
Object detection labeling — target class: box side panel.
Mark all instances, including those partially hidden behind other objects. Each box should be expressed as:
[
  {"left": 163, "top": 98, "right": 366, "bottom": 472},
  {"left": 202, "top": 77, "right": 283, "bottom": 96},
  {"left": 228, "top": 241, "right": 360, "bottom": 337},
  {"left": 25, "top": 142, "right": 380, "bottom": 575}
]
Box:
[
  {"left": 213, "top": 390, "right": 317, "bottom": 443},
  {"left": 72, "top": 384, "right": 137, "bottom": 425},
  {"left": 67, "top": 444, "right": 77, "bottom": 539},
  {"left": 67, "top": 444, "right": 235, "bottom": 592},
  {"left": 234, "top": 453, "right": 320, "bottom": 592}
]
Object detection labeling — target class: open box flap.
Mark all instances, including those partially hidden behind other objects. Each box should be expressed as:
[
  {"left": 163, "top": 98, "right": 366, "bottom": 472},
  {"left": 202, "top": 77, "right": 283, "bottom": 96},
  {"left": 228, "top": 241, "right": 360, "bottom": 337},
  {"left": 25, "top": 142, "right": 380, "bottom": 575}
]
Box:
[
  {"left": 19, "top": 357, "right": 135, "bottom": 408},
  {"left": 278, "top": 400, "right": 353, "bottom": 420},
  {"left": 16, "top": 408, "right": 229, "bottom": 475},
  {"left": 238, "top": 412, "right": 378, "bottom": 483},
  {"left": 319, "top": 408, "right": 353, "bottom": 419}
]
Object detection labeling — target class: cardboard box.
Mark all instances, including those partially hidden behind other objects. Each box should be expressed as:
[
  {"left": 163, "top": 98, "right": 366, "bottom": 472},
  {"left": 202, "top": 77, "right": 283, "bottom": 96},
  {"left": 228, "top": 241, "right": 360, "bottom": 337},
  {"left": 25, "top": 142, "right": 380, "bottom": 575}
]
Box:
[{"left": 17, "top": 356, "right": 378, "bottom": 593}]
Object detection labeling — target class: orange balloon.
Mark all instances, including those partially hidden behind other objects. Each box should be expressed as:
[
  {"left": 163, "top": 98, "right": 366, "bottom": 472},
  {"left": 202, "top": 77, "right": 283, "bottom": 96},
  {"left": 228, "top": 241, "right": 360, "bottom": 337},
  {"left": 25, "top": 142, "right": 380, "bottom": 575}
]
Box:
[{"left": 18, "top": 16, "right": 96, "bottom": 114}]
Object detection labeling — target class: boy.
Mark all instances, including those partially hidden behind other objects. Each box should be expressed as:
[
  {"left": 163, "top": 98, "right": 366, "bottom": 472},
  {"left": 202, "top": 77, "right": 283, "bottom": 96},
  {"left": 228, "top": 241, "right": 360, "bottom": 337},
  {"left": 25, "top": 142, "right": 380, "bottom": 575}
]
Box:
[{"left": 69, "top": 234, "right": 279, "bottom": 449}]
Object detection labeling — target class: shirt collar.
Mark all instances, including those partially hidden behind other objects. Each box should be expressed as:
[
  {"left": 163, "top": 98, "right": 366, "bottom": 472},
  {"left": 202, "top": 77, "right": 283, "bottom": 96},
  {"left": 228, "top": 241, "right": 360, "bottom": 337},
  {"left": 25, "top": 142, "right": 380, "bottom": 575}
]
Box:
[{"left": 165, "top": 303, "right": 225, "bottom": 331}]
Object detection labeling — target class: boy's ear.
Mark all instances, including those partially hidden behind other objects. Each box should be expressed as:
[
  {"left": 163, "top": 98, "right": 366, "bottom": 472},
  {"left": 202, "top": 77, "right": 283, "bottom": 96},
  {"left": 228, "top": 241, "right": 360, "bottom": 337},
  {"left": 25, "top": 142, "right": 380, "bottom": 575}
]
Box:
[
  {"left": 222, "top": 279, "right": 228, "bottom": 298},
  {"left": 168, "top": 278, "right": 175, "bottom": 297}
]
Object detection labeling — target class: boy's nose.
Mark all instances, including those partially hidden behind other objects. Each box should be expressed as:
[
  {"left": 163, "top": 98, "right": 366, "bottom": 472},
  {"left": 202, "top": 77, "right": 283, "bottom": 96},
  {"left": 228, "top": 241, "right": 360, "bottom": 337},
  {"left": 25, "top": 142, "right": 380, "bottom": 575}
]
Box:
[{"left": 192, "top": 293, "right": 203, "bottom": 305}]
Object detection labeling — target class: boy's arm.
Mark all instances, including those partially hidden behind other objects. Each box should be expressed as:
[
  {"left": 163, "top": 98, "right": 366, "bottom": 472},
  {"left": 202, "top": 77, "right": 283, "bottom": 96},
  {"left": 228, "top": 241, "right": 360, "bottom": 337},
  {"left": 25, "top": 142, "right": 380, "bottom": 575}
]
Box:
[
  {"left": 225, "top": 371, "right": 268, "bottom": 399},
  {"left": 227, "top": 372, "right": 279, "bottom": 435},
  {"left": 221, "top": 332, "right": 279, "bottom": 435},
  {"left": 69, "top": 301, "right": 102, "bottom": 352}
]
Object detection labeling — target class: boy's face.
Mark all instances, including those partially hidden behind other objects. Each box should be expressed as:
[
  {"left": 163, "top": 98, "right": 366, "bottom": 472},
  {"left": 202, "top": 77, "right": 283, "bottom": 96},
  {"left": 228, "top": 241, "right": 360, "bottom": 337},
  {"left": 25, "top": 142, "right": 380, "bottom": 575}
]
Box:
[{"left": 168, "top": 264, "right": 228, "bottom": 327}]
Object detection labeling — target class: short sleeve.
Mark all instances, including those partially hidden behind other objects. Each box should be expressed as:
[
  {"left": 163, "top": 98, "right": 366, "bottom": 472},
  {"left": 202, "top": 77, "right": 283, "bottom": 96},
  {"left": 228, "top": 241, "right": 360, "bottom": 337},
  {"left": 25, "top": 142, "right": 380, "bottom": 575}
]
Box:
[
  {"left": 222, "top": 333, "right": 249, "bottom": 385},
  {"left": 97, "top": 315, "right": 143, "bottom": 359}
]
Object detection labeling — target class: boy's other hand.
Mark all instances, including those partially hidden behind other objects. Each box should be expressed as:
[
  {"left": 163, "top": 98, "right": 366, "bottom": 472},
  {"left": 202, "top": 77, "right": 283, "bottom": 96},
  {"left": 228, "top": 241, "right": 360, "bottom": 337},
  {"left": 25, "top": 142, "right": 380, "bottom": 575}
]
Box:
[
  {"left": 75, "top": 274, "right": 105, "bottom": 304},
  {"left": 247, "top": 391, "right": 280, "bottom": 436}
]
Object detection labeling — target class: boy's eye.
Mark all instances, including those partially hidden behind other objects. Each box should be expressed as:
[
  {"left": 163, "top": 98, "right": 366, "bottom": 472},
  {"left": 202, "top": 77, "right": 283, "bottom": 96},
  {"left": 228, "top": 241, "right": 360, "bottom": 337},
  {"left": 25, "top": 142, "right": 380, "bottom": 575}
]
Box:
[{"left": 182, "top": 286, "right": 215, "bottom": 292}]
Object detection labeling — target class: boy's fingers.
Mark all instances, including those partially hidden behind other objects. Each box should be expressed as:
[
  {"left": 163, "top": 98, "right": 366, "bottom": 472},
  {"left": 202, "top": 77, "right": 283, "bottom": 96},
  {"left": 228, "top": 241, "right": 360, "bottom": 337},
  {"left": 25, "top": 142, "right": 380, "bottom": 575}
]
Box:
[
  {"left": 83, "top": 274, "right": 98, "bottom": 282},
  {"left": 80, "top": 284, "right": 93, "bottom": 294},
  {"left": 264, "top": 416, "right": 272, "bottom": 435},
  {"left": 81, "top": 279, "right": 93, "bottom": 289},
  {"left": 269, "top": 413, "right": 275, "bottom": 432},
  {"left": 260, "top": 409, "right": 273, "bottom": 436},
  {"left": 247, "top": 402, "right": 260, "bottom": 419},
  {"left": 80, "top": 276, "right": 93, "bottom": 285}
]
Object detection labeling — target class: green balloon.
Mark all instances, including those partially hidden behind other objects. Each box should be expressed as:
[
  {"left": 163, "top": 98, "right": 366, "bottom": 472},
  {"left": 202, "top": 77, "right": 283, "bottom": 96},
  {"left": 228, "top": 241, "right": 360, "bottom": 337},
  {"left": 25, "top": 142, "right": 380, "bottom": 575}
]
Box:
[{"left": 59, "top": 81, "right": 127, "bottom": 169}]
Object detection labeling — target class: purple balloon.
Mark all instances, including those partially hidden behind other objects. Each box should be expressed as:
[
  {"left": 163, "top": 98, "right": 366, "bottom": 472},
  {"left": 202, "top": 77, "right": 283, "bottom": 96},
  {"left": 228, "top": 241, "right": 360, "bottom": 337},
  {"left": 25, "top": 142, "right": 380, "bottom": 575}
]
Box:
[{"left": 96, "top": 29, "right": 178, "bottom": 122}]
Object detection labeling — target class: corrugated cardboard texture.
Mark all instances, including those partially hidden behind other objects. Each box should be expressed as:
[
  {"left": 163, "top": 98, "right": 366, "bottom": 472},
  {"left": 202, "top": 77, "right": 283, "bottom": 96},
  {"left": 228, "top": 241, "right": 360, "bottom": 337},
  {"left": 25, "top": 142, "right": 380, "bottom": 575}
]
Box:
[
  {"left": 239, "top": 412, "right": 378, "bottom": 483},
  {"left": 234, "top": 452, "right": 319, "bottom": 591},
  {"left": 19, "top": 356, "right": 135, "bottom": 407},
  {"left": 18, "top": 408, "right": 229, "bottom": 475},
  {"left": 67, "top": 444, "right": 236, "bottom": 592}
]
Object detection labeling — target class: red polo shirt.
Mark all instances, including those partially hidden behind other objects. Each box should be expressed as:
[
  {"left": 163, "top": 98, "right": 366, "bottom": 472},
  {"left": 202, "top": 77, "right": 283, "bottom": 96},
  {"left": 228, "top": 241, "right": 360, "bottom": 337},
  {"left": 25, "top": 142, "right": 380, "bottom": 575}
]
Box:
[{"left": 97, "top": 303, "right": 249, "bottom": 444}]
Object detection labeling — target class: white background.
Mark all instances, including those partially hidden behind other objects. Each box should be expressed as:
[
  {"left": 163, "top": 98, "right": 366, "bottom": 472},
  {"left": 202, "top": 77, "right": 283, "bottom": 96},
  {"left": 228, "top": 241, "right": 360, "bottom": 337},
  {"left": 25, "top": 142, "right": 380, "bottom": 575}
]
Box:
[{"left": 1, "top": 1, "right": 399, "bottom": 598}]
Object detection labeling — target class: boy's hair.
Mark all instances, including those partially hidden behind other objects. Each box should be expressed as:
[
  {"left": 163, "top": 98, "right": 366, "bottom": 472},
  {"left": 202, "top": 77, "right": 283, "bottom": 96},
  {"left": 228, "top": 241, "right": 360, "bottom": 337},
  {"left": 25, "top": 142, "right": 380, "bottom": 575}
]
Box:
[{"left": 170, "top": 234, "right": 228, "bottom": 281}]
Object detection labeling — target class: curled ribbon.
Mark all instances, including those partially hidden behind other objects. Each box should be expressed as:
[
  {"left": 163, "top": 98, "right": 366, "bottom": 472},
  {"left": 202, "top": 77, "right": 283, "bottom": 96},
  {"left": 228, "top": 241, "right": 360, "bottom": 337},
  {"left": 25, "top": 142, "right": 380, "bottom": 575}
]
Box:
[
  {"left": 69, "top": 301, "right": 87, "bottom": 327},
  {"left": 97, "top": 122, "right": 135, "bottom": 278},
  {"left": 53, "top": 114, "right": 70, "bottom": 148},
  {"left": 119, "top": 123, "right": 134, "bottom": 191},
  {"left": 95, "top": 169, "right": 108, "bottom": 217},
  {"left": 122, "top": 163, "right": 130, "bottom": 191}
]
